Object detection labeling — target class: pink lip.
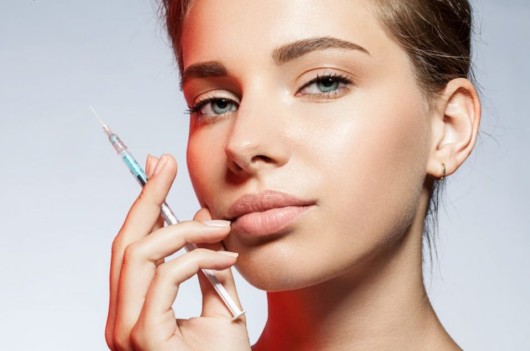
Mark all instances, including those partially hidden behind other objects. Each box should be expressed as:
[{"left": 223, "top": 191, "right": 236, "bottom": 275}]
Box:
[{"left": 227, "top": 191, "right": 316, "bottom": 237}]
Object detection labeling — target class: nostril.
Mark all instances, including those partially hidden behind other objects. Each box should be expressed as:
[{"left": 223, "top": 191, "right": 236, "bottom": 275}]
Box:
[
  {"left": 251, "top": 155, "right": 273, "bottom": 164},
  {"left": 232, "top": 162, "right": 244, "bottom": 172},
  {"left": 227, "top": 154, "right": 275, "bottom": 175}
]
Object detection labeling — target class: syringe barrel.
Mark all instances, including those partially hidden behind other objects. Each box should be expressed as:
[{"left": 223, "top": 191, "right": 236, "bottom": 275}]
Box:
[
  {"left": 120, "top": 151, "right": 147, "bottom": 186},
  {"left": 109, "top": 133, "right": 128, "bottom": 154}
]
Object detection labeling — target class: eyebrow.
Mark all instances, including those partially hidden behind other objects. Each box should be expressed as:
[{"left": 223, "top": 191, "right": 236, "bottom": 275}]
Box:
[
  {"left": 272, "top": 36, "right": 370, "bottom": 65},
  {"left": 181, "top": 36, "right": 369, "bottom": 87},
  {"left": 181, "top": 61, "right": 227, "bottom": 88}
]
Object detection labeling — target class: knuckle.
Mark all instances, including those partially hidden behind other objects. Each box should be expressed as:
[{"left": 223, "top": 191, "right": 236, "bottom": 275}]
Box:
[
  {"left": 112, "top": 330, "right": 130, "bottom": 351},
  {"left": 190, "top": 247, "right": 211, "bottom": 259},
  {"left": 123, "top": 242, "right": 144, "bottom": 263},
  {"left": 155, "top": 262, "right": 173, "bottom": 279},
  {"left": 138, "top": 183, "right": 165, "bottom": 207},
  {"left": 130, "top": 325, "right": 145, "bottom": 350},
  {"left": 105, "top": 329, "right": 114, "bottom": 350},
  {"left": 137, "top": 187, "right": 149, "bottom": 203},
  {"left": 111, "top": 237, "right": 126, "bottom": 256},
  {"left": 185, "top": 249, "right": 211, "bottom": 269},
  {"left": 154, "top": 249, "right": 216, "bottom": 282}
]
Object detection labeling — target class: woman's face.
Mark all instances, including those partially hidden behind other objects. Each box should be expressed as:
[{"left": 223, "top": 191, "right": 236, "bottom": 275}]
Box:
[{"left": 182, "top": 0, "right": 432, "bottom": 290}]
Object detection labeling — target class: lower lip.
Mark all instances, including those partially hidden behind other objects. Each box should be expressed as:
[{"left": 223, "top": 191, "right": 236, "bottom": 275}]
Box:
[{"left": 231, "top": 205, "right": 314, "bottom": 237}]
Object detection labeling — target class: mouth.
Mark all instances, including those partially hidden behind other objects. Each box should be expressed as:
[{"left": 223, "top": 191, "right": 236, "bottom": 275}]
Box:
[{"left": 226, "top": 190, "right": 317, "bottom": 238}]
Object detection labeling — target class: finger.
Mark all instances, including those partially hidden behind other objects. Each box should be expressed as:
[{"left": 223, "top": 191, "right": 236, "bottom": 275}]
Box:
[
  {"left": 197, "top": 262, "right": 245, "bottom": 320},
  {"left": 112, "top": 154, "right": 175, "bottom": 280},
  {"left": 113, "top": 221, "right": 231, "bottom": 349},
  {"left": 105, "top": 154, "right": 159, "bottom": 349},
  {"left": 148, "top": 163, "right": 165, "bottom": 264},
  {"left": 145, "top": 154, "right": 158, "bottom": 178},
  {"left": 107, "top": 154, "right": 176, "bottom": 348},
  {"left": 193, "top": 209, "right": 245, "bottom": 320},
  {"left": 149, "top": 151, "right": 165, "bottom": 265},
  {"left": 121, "top": 154, "right": 177, "bottom": 242},
  {"left": 134, "top": 249, "right": 238, "bottom": 348},
  {"left": 193, "top": 207, "right": 214, "bottom": 222},
  {"left": 152, "top": 215, "right": 165, "bottom": 267}
]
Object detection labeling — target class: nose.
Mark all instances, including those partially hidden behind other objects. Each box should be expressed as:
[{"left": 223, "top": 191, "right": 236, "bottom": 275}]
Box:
[{"left": 225, "top": 94, "right": 291, "bottom": 176}]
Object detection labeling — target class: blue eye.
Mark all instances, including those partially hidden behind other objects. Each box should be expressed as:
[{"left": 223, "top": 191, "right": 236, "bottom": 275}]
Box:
[
  {"left": 188, "top": 97, "right": 238, "bottom": 117},
  {"left": 210, "top": 99, "right": 235, "bottom": 114},
  {"left": 298, "top": 73, "right": 353, "bottom": 97},
  {"left": 316, "top": 77, "right": 340, "bottom": 92}
]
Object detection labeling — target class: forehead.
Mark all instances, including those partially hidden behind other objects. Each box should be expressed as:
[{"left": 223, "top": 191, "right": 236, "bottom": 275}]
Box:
[{"left": 180, "top": 0, "right": 394, "bottom": 69}]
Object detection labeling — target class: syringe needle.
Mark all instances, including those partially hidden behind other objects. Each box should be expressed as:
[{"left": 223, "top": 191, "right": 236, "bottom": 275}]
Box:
[{"left": 89, "top": 105, "right": 112, "bottom": 135}]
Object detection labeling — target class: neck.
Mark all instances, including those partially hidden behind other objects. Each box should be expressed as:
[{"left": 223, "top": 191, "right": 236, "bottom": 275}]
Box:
[{"left": 253, "top": 191, "right": 460, "bottom": 351}]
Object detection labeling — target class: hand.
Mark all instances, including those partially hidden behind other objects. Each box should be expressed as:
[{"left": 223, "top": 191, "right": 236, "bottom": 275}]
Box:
[{"left": 105, "top": 154, "right": 251, "bottom": 351}]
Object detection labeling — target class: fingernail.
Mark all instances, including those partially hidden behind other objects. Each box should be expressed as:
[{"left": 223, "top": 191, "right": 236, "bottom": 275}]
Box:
[
  {"left": 202, "top": 220, "right": 231, "bottom": 227},
  {"left": 218, "top": 251, "right": 239, "bottom": 258},
  {"left": 146, "top": 154, "right": 155, "bottom": 177},
  {"left": 153, "top": 155, "right": 168, "bottom": 176}
]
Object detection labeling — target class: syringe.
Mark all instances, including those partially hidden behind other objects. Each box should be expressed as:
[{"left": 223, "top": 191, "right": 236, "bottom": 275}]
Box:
[{"left": 92, "top": 107, "right": 244, "bottom": 320}]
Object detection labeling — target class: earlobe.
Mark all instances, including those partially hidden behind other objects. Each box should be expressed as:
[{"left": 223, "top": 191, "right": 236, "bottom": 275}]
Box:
[{"left": 427, "top": 78, "right": 481, "bottom": 179}]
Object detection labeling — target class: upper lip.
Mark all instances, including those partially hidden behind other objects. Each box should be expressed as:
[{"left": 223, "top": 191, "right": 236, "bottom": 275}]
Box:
[{"left": 226, "top": 190, "right": 316, "bottom": 221}]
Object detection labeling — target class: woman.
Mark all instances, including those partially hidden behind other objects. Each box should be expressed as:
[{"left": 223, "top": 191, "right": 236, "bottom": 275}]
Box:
[{"left": 106, "top": 0, "right": 481, "bottom": 349}]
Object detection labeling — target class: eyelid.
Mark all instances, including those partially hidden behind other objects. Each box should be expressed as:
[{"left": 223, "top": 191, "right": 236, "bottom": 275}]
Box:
[
  {"left": 301, "top": 72, "right": 352, "bottom": 88},
  {"left": 186, "top": 93, "right": 240, "bottom": 119},
  {"left": 295, "top": 71, "right": 354, "bottom": 98},
  {"left": 187, "top": 89, "right": 238, "bottom": 109},
  {"left": 190, "top": 89, "right": 240, "bottom": 106}
]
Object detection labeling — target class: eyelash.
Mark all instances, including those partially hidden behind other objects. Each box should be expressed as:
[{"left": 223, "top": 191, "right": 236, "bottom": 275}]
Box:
[
  {"left": 186, "top": 73, "right": 354, "bottom": 117},
  {"left": 296, "top": 73, "right": 353, "bottom": 98},
  {"left": 185, "top": 96, "right": 234, "bottom": 116}
]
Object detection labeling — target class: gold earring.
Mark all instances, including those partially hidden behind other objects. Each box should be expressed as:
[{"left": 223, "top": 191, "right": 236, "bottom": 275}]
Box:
[{"left": 440, "top": 163, "right": 446, "bottom": 181}]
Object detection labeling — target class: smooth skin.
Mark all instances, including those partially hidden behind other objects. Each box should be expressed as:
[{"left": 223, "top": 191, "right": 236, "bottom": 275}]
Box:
[
  {"left": 105, "top": 155, "right": 250, "bottom": 350},
  {"left": 106, "top": 0, "right": 480, "bottom": 350}
]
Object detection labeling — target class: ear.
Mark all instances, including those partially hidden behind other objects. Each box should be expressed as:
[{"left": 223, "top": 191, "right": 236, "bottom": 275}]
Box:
[{"left": 426, "top": 78, "right": 481, "bottom": 179}]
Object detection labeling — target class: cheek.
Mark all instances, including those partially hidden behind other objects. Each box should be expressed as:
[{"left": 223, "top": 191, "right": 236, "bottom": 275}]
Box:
[
  {"left": 186, "top": 128, "right": 227, "bottom": 207},
  {"left": 301, "top": 87, "right": 428, "bottom": 183},
  {"left": 309, "top": 83, "right": 430, "bottom": 245},
  {"left": 363, "top": 84, "right": 430, "bottom": 187}
]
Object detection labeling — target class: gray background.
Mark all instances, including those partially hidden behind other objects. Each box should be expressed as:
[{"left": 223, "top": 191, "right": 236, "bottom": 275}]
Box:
[{"left": 0, "top": 0, "right": 528, "bottom": 349}]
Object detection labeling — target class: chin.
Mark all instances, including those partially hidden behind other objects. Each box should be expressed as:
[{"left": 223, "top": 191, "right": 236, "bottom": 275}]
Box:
[
  {"left": 236, "top": 262, "right": 323, "bottom": 292},
  {"left": 231, "top": 242, "right": 350, "bottom": 292}
]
